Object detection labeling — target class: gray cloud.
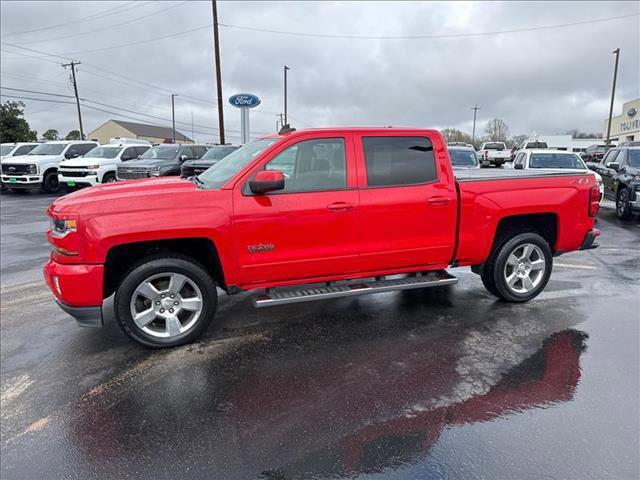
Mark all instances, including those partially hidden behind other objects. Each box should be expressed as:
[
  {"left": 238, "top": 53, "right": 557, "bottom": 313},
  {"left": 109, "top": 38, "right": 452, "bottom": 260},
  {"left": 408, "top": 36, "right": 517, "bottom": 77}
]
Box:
[{"left": 1, "top": 1, "right": 638, "bottom": 143}]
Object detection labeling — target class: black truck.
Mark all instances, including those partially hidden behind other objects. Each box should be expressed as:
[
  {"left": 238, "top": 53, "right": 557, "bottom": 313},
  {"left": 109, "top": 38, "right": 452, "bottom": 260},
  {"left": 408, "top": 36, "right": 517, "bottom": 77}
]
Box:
[{"left": 592, "top": 145, "right": 640, "bottom": 219}]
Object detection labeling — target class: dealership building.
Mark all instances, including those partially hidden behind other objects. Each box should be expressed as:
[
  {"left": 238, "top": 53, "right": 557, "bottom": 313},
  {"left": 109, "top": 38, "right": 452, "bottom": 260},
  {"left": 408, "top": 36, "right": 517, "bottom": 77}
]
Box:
[{"left": 603, "top": 98, "right": 640, "bottom": 143}]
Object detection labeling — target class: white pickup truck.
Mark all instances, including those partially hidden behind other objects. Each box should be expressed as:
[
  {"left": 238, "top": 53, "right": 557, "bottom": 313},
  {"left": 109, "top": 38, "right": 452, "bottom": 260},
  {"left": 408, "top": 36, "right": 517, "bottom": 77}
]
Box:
[
  {"left": 1, "top": 140, "right": 97, "bottom": 193},
  {"left": 58, "top": 139, "right": 151, "bottom": 188},
  {"left": 478, "top": 142, "right": 511, "bottom": 167}
]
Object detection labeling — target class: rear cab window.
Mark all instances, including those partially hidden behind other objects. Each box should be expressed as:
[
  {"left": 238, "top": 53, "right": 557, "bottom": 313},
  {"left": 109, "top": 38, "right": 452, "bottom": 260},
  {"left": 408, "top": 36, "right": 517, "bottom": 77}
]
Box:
[{"left": 360, "top": 136, "right": 437, "bottom": 187}]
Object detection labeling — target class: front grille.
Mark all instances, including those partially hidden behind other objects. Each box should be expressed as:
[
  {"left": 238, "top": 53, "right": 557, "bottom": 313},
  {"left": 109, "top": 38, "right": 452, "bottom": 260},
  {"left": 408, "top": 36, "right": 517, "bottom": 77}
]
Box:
[
  {"left": 59, "top": 170, "right": 90, "bottom": 178},
  {"left": 2, "top": 164, "right": 29, "bottom": 175},
  {"left": 117, "top": 167, "right": 149, "bottom": 179}
]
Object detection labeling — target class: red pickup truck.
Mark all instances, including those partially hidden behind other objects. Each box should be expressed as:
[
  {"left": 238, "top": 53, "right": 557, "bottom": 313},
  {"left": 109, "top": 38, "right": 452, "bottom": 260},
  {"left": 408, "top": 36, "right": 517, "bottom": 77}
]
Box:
[{"left": 44, "top": 128, "right": 600, "bottom": 347}]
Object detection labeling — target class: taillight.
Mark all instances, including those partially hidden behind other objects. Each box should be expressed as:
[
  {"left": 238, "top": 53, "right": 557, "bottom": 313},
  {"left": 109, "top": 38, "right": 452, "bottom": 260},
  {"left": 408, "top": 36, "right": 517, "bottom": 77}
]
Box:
[{"left": 588, "top": 185, "right": 600, "bottom": 217}]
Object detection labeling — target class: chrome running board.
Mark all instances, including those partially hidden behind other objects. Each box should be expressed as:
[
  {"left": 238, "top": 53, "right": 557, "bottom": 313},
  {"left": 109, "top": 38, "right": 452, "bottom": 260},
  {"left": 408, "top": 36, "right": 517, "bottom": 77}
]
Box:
[{"left": 253, "top": 270, "right": 457, "bottom": 308}]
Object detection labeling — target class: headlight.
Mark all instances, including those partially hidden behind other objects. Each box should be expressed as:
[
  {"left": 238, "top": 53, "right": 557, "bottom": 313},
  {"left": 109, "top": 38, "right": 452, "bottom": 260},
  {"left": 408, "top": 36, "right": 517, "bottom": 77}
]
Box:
[
  {"left": 28, "top": 164, "right": 38, "bottom": 174},
  {"left": 149, "top": 167, "right": 162, "bottom": 177},
  {"left": 87, "top": 165, "right": 100, "bottom": 170},
  {"left": 50, "top": 217, "right": 77, "bottom": 238}
]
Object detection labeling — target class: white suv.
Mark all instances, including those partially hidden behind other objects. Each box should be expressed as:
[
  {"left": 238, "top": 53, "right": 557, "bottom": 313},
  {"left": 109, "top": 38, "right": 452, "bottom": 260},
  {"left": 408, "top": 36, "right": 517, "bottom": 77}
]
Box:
[
  {"left": 58, "top": 140, "right": 151, "bottom": 188},
  {"left": 1, "top": 140, "right": 97, "bottom": 193}
]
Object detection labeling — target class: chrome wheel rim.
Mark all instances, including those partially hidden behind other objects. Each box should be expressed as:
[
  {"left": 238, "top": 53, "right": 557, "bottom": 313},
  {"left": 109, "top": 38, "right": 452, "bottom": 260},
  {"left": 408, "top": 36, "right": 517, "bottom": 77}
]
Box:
[
  {"left": 503, "top": 243, "right": 546, "bottom": 294},
  {"left": 129, "top": 272, "right": 203, "bottom": 338}
]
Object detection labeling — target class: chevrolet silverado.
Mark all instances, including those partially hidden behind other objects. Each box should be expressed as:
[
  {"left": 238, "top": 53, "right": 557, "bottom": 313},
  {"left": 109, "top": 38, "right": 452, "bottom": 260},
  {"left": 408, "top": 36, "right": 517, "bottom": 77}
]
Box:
[{"left": 44, "top": 128, "right": 600, "bottom": 347}]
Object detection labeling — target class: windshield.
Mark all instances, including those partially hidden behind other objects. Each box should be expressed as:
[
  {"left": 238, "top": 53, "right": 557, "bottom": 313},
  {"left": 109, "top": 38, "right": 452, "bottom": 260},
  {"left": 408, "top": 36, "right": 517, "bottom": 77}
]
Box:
[
  {"left": 84, "top": 146, "right": 122, "bottom": 159},
  {"left": 201, "top": 146, "right": 239, "bottom": 161},
  {"left": 529, "top": 153, "right": 585, "bottom": 169},
  {"left": 140, "top": 146, "right": 179, "bottom": 160},
  {"left": 628, "top": 150, "right": 640, "bottom": 168},
  {"left": 449, "top": 149, "right": 477, "bottom": 167},
  {"left": 28, "top": 143, "right": 66, "bottom": 155},
  {"left": 1, "top": 145, "right": 14, "bottom": 156},
  {"left": 198, "top": 138, "right": 278, "bottom": 188},
  {"left": 484, "top": 143, "right": 505, "bottom": 150}
]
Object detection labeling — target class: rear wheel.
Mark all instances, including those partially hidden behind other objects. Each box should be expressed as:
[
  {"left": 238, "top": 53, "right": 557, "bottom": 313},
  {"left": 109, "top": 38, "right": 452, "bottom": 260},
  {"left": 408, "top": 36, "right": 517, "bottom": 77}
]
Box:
[
  {"left": 114, "top": 255, "right": 217, "bottom": 347},
  {"left": 42, "top": 171, "right": 60, "bottom": 193},
  {"left": 481, "top": 232, "right": 552, "bottom": 302},
  {"left": 616, "top": 188, "right": 632, "bottom": 220}
]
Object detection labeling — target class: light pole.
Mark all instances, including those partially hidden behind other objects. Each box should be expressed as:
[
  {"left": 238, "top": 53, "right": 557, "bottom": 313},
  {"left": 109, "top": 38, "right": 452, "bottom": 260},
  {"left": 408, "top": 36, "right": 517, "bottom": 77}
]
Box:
[
  {"left": 471, "top": 105, "right": 480, "bottom": 144},
  {"left": 171, "top": 94, "right": 178, "bottom": 143},
  {"left": 211, "top": 0, "right": 225, "bottom": 144},
  {"left": 284, "top": 65, "right": 290, "bottom": 126},
  {"left": 605, "top": 48, "right": 620, "bottom": 146}
]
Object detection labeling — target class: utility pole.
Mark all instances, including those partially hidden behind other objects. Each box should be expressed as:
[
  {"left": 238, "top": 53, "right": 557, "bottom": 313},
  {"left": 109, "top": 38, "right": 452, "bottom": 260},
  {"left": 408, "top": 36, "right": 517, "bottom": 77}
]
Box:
[
  {"left": 171, "top": 94, "right": 177, "bottom": 143},
  {"left": 284, "top": 65, "right": 290, "bottom": 126},
  {"left": 191, "top": 112, "right": 195, "bottom": 143},
  {"left": 471, "top": 105, "right": 480, "bottom": 144},
  {"left": 605, "top": 48, "right": 620, "bottom": 146},
  {"left": 212, "top": 0, "right": 225, "bottom": 144},
  {"left": 62, "top": 61, "right": 84, "bottom": 139}
]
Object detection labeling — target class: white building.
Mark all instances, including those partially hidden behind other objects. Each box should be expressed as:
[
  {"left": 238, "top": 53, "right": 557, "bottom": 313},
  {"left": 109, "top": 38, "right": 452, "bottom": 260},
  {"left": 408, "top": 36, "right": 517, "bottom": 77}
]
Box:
[
  {"left": 535, "top": 135, "right": 608, "bottom": 153},
  {"left": 603, "top": 98, "right": 640, "bottom": 143}
]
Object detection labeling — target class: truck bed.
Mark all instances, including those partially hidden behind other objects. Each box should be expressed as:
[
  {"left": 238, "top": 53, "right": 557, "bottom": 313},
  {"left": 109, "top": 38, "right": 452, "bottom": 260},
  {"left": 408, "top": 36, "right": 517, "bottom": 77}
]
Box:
[{"left": 455, "top": 168, "right": 592, "bottom": 182}]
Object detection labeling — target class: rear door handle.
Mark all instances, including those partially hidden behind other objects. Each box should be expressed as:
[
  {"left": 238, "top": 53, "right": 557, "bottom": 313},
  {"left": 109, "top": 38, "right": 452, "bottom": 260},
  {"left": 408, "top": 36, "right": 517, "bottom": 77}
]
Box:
[
  {"left": 327, "top": 202, "right": 355, "bottom": 211},
  {"left": 427, "top": 197, "right": 451, "bottom": 206}
]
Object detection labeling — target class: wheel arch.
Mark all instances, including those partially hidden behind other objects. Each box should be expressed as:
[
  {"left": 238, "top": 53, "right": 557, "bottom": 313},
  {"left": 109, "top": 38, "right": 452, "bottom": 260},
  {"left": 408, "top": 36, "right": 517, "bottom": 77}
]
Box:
[
  {"left": 103, "top": 237, "right": 225, "bottom": 298},
  {"left": 493, "top": 213, "right": 558, "bottom": 253}
]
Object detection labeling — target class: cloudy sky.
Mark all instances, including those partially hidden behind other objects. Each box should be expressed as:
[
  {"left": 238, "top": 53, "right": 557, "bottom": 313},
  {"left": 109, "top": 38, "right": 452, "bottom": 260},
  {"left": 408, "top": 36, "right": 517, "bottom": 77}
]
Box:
[{"left": 1, "top": 1, "right": 638, "bottom": 143}]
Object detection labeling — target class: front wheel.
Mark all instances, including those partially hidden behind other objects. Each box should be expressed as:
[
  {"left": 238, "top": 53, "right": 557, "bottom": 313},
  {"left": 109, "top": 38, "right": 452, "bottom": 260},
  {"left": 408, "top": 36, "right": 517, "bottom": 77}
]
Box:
[
  {"left": 102, "top": 172, "right": 117, "bottom": 183},
  {"left": 114, "top": 255, "right": 217, "bottom": 347},
  {"left": 481, "top": 232, "right": 552, "bottom": 302},
  {"left": 616, "top": 188, "right": 632, "bottom": 220},
  {"left": 42, "top": 171, "right": 60, "bottom": 193}
]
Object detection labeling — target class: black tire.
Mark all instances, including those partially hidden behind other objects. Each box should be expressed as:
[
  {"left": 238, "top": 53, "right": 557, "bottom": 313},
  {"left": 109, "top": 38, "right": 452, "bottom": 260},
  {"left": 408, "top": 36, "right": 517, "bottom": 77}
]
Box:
[
  {"left": 42, "top": 170, "right": 60, "bottom": 193},
  {"left": 114, "top": 254, "right": 217, "bottom": 348},
  {"left": 481, "top": 232, "right": 552, "bottom": 302},
  {"left": 616, "top": 188, "right": 632, "bottom": 220},
  {"left": 102, "top": 172, "right": 116, "bottom": 183}
]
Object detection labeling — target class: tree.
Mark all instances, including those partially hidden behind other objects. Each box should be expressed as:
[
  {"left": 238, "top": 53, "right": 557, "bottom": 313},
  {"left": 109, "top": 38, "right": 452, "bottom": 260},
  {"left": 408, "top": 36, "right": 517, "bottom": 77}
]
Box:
[
  {"left": 565, "top": 129, "right": 602, "bottom": 139},
  {"left": 484, "top": 118, "right": 510, "bottom": 142},
  {"left": 0, "top": 100, "right": 37, "bottom": 142},
  {"left": 65, "top": 130, "right": 82, "bottom": 140},
  {"left": 510, "top": 134, "right": 528, "bottom": 148},
  {"left": 441, "top": 128, "right": 474, "bottom": 145},
  {"left": 42, "top": 129, "right": 60, "bottom": 141}
]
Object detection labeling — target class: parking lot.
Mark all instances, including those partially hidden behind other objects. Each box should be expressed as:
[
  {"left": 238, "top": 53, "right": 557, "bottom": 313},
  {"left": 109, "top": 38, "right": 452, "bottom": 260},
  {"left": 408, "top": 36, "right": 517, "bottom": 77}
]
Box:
[{"left": 0, "top": 190, "right": 638, "bottom": 479}]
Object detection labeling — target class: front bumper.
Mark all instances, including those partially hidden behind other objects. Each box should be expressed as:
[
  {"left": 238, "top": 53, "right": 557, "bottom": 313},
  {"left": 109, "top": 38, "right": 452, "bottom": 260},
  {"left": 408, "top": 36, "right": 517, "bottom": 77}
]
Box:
[
  {"left": 58, "top": 172, "right": 99, "bottom": 187},
  {"left": 579, "top": 229, "right": 600, "bottom": 250},
  {"left": 629, "top": 185, "right": 640, "bottom": 212},
  {"left": 55, "top": 299, "right": 103, "bottom": 327},
  {"left": 44, "top": 258, "right": 104, "bottom": 327},
  {"left": 1, "top": 175, "right": 42, "bottom": 187}
]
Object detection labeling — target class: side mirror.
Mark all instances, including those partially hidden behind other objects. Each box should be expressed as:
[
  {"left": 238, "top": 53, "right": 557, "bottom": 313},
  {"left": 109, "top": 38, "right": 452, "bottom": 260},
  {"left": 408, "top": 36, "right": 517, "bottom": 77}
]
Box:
[
  {"left": 608, "top": 162, "right": 619, "bottom": 171},
  {"left": 180, "top": 154, "right": 189, "bottom": 161},
  {"left": 249, "top": 170, "right": 285, "bottom": 194},
  {"left": 66, "top": 152, "right": 79, "bottom": 159},
  {"left": 514, "top": 163, "right": 524, "bottom": 170}
]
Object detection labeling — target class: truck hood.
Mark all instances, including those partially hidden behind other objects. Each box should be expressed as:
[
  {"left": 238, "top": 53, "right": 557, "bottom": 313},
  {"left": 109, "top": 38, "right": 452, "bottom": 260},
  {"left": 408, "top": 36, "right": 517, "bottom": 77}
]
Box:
[
  {"left": 2, "top": 154, "right": 59, "bottom": 165},
  {"left": 60, "top": 158, "right": 107, "bottom": 167},
  {"left": 122, "top": 158, "right": 177, "bottom": 169},
  {"left": 51, "top": 177, "right": 221, "bottom": 216}
]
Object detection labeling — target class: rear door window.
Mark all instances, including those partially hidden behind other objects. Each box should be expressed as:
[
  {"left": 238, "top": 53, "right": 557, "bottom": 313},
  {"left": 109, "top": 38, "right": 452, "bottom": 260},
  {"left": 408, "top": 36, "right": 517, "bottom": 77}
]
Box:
[{"left": 362, "top": 136, "right": 436, "bottom": 187}]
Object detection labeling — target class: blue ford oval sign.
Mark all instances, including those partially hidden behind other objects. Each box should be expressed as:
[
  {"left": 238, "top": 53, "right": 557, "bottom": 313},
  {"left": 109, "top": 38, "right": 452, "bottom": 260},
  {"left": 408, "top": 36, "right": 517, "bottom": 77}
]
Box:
[
  {"left": 229, "top": 93, "right": 261, "bottom": 109},
  {"left": 627, "top": 107, "right": 637, "bottom": 118}
]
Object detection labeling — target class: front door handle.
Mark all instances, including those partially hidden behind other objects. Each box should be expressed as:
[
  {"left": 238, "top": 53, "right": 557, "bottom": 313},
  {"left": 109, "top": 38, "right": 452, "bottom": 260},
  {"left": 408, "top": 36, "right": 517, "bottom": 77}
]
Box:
[
  {"left": 427, "top": 197, "right": 451, "bottom": 206},
  {"left": 327, "top": 202, "right": 355, "bottom": 211}
]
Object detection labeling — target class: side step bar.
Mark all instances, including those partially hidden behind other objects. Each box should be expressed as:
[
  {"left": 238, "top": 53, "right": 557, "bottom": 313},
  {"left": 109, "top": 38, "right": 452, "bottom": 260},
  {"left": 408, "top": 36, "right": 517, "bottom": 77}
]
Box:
[{"left": 253, "top": 270, "right": 457, "bottom": 308}]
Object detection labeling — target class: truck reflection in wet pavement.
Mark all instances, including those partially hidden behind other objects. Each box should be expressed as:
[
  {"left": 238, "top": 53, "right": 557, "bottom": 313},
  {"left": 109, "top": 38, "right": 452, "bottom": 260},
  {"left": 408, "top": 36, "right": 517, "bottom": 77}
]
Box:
[{"left": 65, "top": 303, "right": 589, "bottom": 480}]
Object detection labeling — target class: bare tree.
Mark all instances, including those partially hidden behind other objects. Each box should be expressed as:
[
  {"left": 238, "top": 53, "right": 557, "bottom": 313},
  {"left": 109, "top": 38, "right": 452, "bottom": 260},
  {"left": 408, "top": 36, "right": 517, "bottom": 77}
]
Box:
[
  {"left": 484, "top": 118, "right": 510, "bottom": 142},
  {"left": 441, "top": 128, "right": 474, "bottom": 144}
]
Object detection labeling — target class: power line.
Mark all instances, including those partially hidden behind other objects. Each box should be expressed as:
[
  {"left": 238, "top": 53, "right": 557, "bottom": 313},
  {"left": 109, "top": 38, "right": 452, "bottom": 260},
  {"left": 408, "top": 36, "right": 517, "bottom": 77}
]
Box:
[
  {"left": 0, "top": 94, "right": 75, "bottom": 104},
  {"left": 1, "top": 86, "right": 76, "bottom": 99},
  {"left": 218, "top": 12, "right": 639, "bottom": 40},
  {"left": 1, "top": 1, "right": 148, "bottom": 37},
  {"left": 19, "top": 2, "right": 188, "bottom": 45}
]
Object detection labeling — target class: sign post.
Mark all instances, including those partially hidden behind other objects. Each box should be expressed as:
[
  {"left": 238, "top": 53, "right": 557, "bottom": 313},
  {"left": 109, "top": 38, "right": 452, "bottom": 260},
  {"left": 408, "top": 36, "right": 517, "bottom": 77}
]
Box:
[{"left": 229, "top": 94, "right": 261, "bottom": 144}]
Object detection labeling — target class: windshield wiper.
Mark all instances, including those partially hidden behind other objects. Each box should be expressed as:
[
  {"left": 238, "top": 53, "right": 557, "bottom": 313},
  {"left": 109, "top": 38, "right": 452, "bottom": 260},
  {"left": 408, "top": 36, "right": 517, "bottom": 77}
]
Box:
[{"left": 191, "top": 175, "right": 206, "bottom": 189}]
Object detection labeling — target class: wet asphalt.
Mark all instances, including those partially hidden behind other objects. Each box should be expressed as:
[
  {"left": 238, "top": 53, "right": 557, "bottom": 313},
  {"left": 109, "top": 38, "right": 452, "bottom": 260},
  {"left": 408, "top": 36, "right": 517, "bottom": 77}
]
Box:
[{"left": 0, "top": 190, "right": 639, "bottom": 480}]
